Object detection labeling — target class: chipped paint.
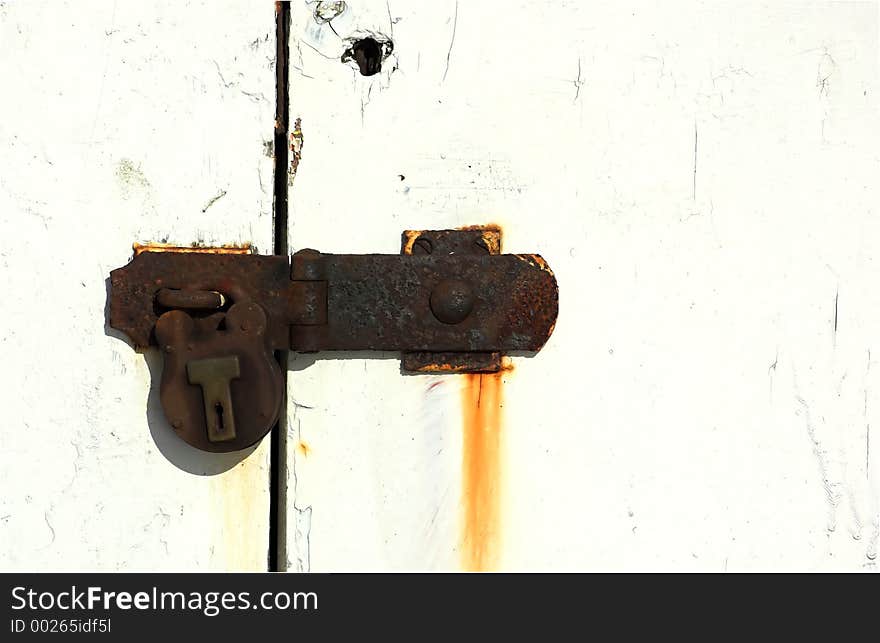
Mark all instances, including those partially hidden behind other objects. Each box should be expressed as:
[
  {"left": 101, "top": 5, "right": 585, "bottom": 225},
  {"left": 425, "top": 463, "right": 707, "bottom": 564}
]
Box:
[
  {"left": 460, "top": 371, "right": 505, "bottom": 571},
  {"left": 289, "top": 117, "right": 303, "bottom": 185},
  {"left": 115, "top": 158, "right": 151, "bottom": 191},
  {"left": 132, "top": 242, "right": 252, "bottom": 256},
  {"left": 313, "top": 1, "right": 347, "bottom": 24}
]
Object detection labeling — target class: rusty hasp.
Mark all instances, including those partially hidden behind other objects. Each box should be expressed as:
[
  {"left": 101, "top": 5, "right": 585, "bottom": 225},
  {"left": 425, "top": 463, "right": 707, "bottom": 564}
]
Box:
[{"left": 108, "top": 228, "right": 558, "bottom": 453}]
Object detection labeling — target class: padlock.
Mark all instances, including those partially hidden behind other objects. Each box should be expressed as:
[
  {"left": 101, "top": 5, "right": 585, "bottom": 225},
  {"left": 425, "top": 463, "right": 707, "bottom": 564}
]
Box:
[{"left": 154, "top": 300, "right": 283, "bottom": 452}]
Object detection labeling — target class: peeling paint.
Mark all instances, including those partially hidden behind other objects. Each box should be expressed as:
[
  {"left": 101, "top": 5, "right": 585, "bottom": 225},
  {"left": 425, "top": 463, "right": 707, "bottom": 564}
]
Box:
[
  {"left": 341, "top": 36, "right": 393, "bottom": 76},
  {"left": 313, "top": 1, "right": 346, "bottom": 24},
  {"left": 289, "top": 117, "right": 304, "bottom": 185},
  {"left": 115, "top": 158, "right": 151, "bottom": 191},
  {"left": 460, "top": 371, "right": 505, "bottom": 571}
]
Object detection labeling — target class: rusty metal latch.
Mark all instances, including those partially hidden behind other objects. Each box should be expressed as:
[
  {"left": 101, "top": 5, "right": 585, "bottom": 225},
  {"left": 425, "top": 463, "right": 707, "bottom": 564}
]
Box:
[{"left": 108, "top": 227, "right": 558, "bottom": 453}]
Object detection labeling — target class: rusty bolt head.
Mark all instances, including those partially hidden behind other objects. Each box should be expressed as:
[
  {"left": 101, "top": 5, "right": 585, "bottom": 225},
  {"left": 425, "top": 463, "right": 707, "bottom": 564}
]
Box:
[{"left": 430, "top": 279, "right": 474, "bottom": 324}]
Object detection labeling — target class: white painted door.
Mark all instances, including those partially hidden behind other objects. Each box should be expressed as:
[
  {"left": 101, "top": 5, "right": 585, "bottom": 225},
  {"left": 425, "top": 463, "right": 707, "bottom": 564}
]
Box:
[
  {"left": 2, "top": 1, "right": 877, "bottom": 574},
  {"left": 284, "top": 1, "right": 879, "bottom": 571},
  {"left": 0, "top": 1, "right": 276, "bottom": 570}
]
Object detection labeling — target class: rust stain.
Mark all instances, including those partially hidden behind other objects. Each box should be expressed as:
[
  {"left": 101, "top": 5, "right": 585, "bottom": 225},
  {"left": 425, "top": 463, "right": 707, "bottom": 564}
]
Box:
[
  {"left": 297, "top": 440, "right": 311, "bottom": 457},
  {"left": 413, "top": 362, "right": 476, "bottom": 373},
  {"left": 478, "top": 230, "right": 501, "bottom": 255},
  {"left": 400, "top": 229, "right": 425, "bottom": 255},
  {"left": 133, "top": 242, "right": 251, "bottom": 256},
  {"left": 211, "top": 441, "right": 271, "bottom": 570},
  {"left": 457, "top": 224, "right": 502, "bottom": 255},
  {"left": 412, "top": 362, "right": 504, "bottom": 374},
  {"left": 460, "top": 370, "right": 506, "bottom": 572}
]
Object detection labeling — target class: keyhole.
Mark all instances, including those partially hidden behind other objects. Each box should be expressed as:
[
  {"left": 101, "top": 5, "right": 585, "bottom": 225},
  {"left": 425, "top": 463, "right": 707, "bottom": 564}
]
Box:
[{"left": 214, "top": 402, "right": 225, "bottom": 432}]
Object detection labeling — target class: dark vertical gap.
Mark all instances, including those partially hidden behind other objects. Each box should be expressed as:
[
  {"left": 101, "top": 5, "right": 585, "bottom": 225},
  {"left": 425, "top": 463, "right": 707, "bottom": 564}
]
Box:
[
  {"left": 273, "top": 0, "right": 290, "bottom": 257},
  {"left": 269, "top": 0, "right": 290, "bottom": 573}
]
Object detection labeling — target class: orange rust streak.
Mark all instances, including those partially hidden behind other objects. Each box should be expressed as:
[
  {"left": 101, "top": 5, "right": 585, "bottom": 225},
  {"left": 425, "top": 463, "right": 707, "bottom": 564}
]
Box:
[
  {"left": 460, "top": 371, "right": 505, "bottom": 572},
  {"left": 133, "top": 242, "right": 251, "bottom": 256},
  {"left": 297, "top": 440, "right": 311, "bottom": 457}
]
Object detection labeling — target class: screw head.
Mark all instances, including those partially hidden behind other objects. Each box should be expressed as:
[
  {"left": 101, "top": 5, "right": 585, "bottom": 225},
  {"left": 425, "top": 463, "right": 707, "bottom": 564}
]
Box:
[
  {"left": 430, "top": 279, "right": 475, "bottom": 324},
  {"left": 412, "top": 237, "right": 433, "bottom": 255},
  {"left": 474, "top": 238, "right": 491, "bottom": 254}
]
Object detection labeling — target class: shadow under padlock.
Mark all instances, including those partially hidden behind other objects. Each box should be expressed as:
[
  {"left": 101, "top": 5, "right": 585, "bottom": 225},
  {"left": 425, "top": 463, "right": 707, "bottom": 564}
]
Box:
[{"left": 154, "top": 298, "right": 283, "bottom": 453}]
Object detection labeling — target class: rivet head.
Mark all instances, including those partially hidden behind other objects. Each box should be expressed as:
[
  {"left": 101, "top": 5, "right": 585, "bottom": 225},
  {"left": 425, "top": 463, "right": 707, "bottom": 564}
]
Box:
[{"left": 430, "top": 279, "right": 474, "bottom": 324}]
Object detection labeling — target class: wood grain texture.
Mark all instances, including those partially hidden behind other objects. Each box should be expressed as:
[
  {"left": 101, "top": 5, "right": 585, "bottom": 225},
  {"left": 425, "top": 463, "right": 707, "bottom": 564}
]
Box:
[
  {"left": 285, "top": 0, "right": 879, "bottom": 570},
  {"left": 0, "top": 1, "right": 276, "bottom": 570}
]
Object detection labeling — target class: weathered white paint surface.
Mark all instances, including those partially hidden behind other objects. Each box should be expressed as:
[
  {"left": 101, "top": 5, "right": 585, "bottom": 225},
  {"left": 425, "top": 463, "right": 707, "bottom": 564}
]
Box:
[
  {"left": 286, "top": 1, "right": 880, "bottom": 570},
  {"left": 0, "top": 1, "right": 276, "bottom": 570}
]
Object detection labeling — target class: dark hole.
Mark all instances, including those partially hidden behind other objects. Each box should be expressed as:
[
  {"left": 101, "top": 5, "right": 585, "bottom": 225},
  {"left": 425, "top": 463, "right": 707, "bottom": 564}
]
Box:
[
  {"left": 342, "top": 37, "right": 390, "bottom": 76},
  {"left": 215, "top": 402, "right": 225, "bottom": 432}
]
